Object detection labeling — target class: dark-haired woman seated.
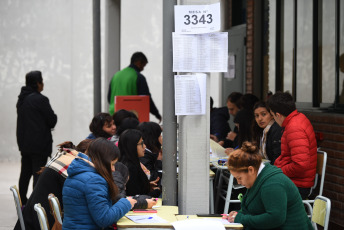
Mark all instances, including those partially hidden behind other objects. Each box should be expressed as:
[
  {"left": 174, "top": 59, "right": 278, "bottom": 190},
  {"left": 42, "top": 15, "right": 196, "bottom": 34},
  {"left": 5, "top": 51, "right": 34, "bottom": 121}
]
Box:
[
  {"left": 118, "top": 129, "right": 161, "bottom": 198},
  {"left": 62, "top": 138, "right": 136, "bottom": 229},
  {"left": 252, "top": 101, "right": 282, "bottom": 165},
  {"left": 86, "top": 112, "right": 116, "bottom": 139}
]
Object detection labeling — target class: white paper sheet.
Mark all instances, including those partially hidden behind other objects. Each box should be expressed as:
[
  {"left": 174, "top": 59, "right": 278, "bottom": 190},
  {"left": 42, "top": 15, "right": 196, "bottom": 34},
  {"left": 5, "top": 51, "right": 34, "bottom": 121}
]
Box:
[
  {"left": 174, "top": 2, "right": 221, "bottom": 34},
  {"left": 125, "top": 214, "right": 168, "bottom": 224},
  {"left": 172, "top": 219, "right": 226, "bottom": 230},
  {"left": 174, "top": 74, "right": 206, "bottom": 115},
  {"left": 172, "top": 32, "right": 228, "bottom": 72},
  {"left": 210, "top": 139, "right": 227, "bottom": 158}
]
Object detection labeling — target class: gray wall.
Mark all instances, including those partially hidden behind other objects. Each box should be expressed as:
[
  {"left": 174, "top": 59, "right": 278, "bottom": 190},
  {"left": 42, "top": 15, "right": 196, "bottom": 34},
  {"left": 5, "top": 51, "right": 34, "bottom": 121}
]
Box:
[
  {"left": 0, "top": 0, "right": 165, "bottom": 161},
  {"left": 0, "top": 0, "right": 94, "bottom": 161}
]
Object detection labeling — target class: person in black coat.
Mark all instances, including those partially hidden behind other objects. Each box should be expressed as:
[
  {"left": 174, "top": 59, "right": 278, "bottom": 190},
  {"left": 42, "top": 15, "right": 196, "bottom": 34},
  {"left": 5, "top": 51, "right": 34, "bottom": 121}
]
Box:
[
  {"left": 16, "top": 70, "right": 57, "bottom": 205},
  {"left": 252, "top": 101, "right": 283, "bottom": 165},
  {"left": 210, "top": 97, "right": 231, "bottom": 143}
]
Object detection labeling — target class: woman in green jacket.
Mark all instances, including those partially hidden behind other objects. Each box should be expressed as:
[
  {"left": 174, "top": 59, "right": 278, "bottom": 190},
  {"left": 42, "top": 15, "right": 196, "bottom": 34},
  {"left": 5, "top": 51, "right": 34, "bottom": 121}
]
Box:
[{"left": 226, "top": 141, "right": 313, "bottom": 230}]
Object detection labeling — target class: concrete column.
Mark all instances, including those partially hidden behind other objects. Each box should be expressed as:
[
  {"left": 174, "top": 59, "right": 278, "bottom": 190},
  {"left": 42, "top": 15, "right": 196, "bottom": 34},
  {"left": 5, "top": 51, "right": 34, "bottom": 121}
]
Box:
[
  {"left": 104, "top": 0, "right": 121, "bottom": 110},
  {"left": 162, "top": 0, "right": 178, "bottom": 206}
]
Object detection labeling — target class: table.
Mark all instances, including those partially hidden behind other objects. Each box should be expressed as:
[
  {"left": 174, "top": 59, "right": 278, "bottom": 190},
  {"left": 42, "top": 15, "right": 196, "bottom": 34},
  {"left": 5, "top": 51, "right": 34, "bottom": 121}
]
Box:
[
  {"left": 117, "top": 206, "right": 244, "bottom": 230},
  {"left": 117, "top": 206, "right": 178, "bottom": 230},
  {"left": 176, "top": 215, "right": 244, "bottom": 230}
]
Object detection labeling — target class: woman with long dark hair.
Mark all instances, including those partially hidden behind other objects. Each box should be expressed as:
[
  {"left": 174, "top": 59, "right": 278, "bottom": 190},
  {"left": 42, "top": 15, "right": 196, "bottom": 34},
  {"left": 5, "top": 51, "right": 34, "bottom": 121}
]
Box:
[
  {"left": 62, "top": 138, "right": 136, "bottom": 229},
  {"left": 252, "top": 101, "right": 282, "bottom": 165},
  {"left": 137, "top": 122, "right": 162, "bottom": 184},
  {"left": 118, "top": 129, "right": 161, "bottom": 198},
  {"left": 14, "top": 139, "right": 92, "bottom": 230}
]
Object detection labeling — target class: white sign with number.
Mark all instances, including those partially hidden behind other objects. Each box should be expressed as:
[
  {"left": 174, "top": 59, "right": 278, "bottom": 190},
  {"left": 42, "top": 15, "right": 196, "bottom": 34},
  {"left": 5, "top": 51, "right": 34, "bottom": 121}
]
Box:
[{"left": 174, "top": 2, "right": 220, "bottom": 34}]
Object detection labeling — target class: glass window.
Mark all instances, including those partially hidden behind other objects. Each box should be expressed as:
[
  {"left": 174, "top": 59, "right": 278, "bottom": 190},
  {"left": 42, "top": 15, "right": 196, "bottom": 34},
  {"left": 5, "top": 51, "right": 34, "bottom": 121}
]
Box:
[
  {"left": 282, "top": 1, "right": 294, "bottom": 93},
  {"left": 296, "top": 0, "right": 313, "bottom": 103},
  {"left": 339, "top": 1, "right": 344, "bottom": 104},
  {"left": 268, "top": 0, "right": 276, "bottom": 93},
  {"left": 321, "top": 0, "right": 336, "bottom": 104}
]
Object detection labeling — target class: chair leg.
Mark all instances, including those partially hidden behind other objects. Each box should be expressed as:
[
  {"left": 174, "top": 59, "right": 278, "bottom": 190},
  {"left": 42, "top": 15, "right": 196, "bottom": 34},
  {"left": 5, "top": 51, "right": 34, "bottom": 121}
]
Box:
[
  {"left": 223, "top": 175, "right": 234, "bottom": 214},
  {"left": 214, "top": 168, "right": 224, "bottom": 212}
]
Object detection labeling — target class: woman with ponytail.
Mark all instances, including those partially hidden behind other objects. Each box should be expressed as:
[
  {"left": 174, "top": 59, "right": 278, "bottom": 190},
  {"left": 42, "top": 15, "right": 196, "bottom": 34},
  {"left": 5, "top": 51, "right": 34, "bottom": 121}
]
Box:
[
  {"left": 62, "top": 138, "right": 136, "bottom": 229},
  {"left": 225, "top": 141, "right": 312, "bottom": 229}
]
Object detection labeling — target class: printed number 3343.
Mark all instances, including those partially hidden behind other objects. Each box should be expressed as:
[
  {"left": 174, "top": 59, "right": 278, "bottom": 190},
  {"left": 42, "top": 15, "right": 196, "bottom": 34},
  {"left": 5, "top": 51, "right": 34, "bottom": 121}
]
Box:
[{"left": 184, "top": 14, "right": 213, "bottom": 25}]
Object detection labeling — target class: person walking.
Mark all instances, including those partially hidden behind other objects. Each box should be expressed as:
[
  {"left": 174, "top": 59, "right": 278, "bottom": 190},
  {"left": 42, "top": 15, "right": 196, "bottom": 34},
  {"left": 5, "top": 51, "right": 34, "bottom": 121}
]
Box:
[
  {"left": 16, "top": 70, "right": 57, "bottom": 205},
  {"left": 107, "top": 52, "right": 162, "bottom": 122}
]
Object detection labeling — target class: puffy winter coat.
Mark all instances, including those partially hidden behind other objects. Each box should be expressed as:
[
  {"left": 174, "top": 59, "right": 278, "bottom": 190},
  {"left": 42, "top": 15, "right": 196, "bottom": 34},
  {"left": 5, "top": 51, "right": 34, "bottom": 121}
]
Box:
[
  {"left": 274, "top": 110, "right": 317, "bottom": 188},
  {"left": 62, "top": 153, "right": 131, "bottom": 229}
]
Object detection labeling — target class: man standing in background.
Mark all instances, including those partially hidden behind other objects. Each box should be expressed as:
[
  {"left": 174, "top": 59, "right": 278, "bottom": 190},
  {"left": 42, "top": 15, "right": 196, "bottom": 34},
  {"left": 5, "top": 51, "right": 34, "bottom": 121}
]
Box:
[
  {"left": 108, "top": 52, "right": 162, "bottom": 123},
  {"left": 16, "top": 70, "right": 57, "bottom": 205}
]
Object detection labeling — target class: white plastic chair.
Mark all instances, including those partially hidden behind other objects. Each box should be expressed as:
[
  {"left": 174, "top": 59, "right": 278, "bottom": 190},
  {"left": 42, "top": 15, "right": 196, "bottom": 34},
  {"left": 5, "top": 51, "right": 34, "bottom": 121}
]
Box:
[
  {"left": 48, "top": 193, "right": 63, "bottom": 225},
  {"left": 214, "top": 168, "right": 244, "bottom": 214},
  {"left": 311, "top": 195, "right": 331, "bottom": 230},
  {"left": 10, "top": 185, "right": 25, "bottom": 230},
  {"left": 304, "top": 150, "right": 327, "bottom": 215},
  {"left": 34, "top": 203, "right": 50, "bottom": 230}
]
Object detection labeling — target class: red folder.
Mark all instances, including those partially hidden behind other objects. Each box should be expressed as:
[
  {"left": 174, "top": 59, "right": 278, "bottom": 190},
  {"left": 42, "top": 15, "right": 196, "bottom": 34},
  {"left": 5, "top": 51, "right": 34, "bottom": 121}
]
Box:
[{"left": 115, "top": 96, "right": 150, "bottom": 122}]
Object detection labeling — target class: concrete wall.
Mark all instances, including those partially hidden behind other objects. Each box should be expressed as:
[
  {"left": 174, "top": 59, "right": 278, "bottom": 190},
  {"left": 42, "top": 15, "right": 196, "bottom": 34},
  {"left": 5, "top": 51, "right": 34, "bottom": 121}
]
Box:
[
  {"left": 0, "top": 0, "right": 167, "bottom": 161},
  {"left": 0, "top": 0, "right": 94, "bottom": 161}
]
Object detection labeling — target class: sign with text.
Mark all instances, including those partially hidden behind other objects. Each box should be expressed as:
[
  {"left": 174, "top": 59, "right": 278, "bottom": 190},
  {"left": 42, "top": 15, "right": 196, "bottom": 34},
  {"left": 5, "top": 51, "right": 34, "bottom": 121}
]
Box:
[
  {"left": 172, "top": 32, "right": 228, "bottom": 72},
  {"left": 174, "top": 2, "right": 220, "bottom": 34},
  {"left": 175, "top": 74, "right": 206, "bottom": 116}
]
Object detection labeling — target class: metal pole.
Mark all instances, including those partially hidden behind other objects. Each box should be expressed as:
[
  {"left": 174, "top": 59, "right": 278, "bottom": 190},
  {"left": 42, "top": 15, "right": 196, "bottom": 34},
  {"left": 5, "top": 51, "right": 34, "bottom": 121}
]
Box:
[
  {"left": 162, "top": 0, "right": 178, "bottom": 206},
  {"left": 93, "top": 0, "right": 101, "bottom": 115}
]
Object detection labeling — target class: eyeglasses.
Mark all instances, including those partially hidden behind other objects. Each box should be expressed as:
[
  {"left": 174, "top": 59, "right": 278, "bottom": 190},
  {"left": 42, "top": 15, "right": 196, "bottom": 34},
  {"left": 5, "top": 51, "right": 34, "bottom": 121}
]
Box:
[{"left": 137, "top": 140, "right": 145, "bottom": 148}]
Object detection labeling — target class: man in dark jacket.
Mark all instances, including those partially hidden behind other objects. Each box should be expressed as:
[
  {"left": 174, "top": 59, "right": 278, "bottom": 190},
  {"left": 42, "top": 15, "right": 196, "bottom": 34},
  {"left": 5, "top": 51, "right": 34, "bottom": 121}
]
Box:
[{"left": 16, "top": 70, "right": 57, "bottom": 205}]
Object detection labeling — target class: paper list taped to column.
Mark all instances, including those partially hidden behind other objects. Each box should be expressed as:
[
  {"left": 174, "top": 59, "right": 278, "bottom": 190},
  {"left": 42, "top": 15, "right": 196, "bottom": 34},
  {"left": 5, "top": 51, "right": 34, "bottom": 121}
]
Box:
[
  {"left": 172, "top": 32, "right": 228, "bottom": 72},
  {"left": 175, "top": 74, "right": 206, "bottom": 115}
]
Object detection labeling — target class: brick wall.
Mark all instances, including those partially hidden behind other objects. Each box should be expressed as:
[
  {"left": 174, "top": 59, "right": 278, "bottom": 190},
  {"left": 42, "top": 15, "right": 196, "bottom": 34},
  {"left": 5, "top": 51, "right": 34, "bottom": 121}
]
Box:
[
  {"left": 303, "top": 111, "right": 344, "bottom": 229},
  {"left": 246, "top": 0, "right": 254, "bottom": 94}
]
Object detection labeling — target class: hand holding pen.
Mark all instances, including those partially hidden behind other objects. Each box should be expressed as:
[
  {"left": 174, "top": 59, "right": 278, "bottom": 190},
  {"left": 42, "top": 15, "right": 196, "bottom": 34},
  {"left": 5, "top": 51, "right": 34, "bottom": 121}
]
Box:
[{"left": 222, "top": 211, "right": 237, "bottom": 223}]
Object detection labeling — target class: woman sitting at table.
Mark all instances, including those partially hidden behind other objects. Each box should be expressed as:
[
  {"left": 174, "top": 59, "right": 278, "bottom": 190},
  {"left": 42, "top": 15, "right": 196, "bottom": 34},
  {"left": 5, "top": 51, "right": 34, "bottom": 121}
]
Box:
[
  {"left": 62, "top": 138, "right": 136, "bottom": 229},
  {"left": 86, "top": 112, "right": 116, "bottom": 140},
  {"left": 113, "top": 161, "right": 157, "bottom": 209},
  {"left": 226, "top": 141, "right": 313, "bottom": 229},
  {"left": 118, "top": 129, "right": 161, "bottom": 198},
  {"left": 252, "top": 101, "right": 282, "bottom": 165},
  {"left": 137, "top": 121, "right": 162, "bottom": 185}
]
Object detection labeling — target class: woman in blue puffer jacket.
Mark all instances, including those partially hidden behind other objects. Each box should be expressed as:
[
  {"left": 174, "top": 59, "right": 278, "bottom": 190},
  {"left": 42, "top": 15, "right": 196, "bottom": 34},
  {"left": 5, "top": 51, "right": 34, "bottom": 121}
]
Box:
[{"left": 62, "top": 138, "right": 136, "bottom": 229}]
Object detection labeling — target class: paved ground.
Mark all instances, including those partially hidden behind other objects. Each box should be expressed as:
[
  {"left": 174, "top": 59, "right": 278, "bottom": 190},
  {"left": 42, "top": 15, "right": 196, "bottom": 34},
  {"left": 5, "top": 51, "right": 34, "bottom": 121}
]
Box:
[{"left": 0, "top": 161, "right": 32, "bottom": 229}]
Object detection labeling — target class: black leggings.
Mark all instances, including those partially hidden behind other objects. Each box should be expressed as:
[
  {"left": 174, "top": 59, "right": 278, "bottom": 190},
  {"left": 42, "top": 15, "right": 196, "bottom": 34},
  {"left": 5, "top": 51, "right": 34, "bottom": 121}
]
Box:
[
  {"left": 18, "top": 153, "right": 48, "bottom": 205},
  {"left": 298, "top": 187, "right": 311, "bottom": 200}
]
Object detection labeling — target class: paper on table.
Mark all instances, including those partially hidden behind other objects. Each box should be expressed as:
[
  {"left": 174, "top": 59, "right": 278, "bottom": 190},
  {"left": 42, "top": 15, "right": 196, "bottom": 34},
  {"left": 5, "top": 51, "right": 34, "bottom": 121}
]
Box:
[
  {"left": 125, "top": 214, "right": 168, "bottom": 224},
  {"left": 210, "top": 139, "right": 227, "bottom": 158},
  {"left": 205, "top": 218, "right": 242, "bottom": 225},
  {"left": 172, "top": 219, "right": 225, "bottom": 230}
]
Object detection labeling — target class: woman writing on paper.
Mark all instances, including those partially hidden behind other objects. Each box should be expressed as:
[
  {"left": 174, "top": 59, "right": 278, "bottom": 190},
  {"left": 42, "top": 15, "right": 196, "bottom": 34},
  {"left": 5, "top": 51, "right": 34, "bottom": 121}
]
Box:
[
  {"left": 226, "top": 142, "right": 313, "bottom": 229},
  {"left": 62, "top": 138, "right": 136, "bottom": 229}
]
